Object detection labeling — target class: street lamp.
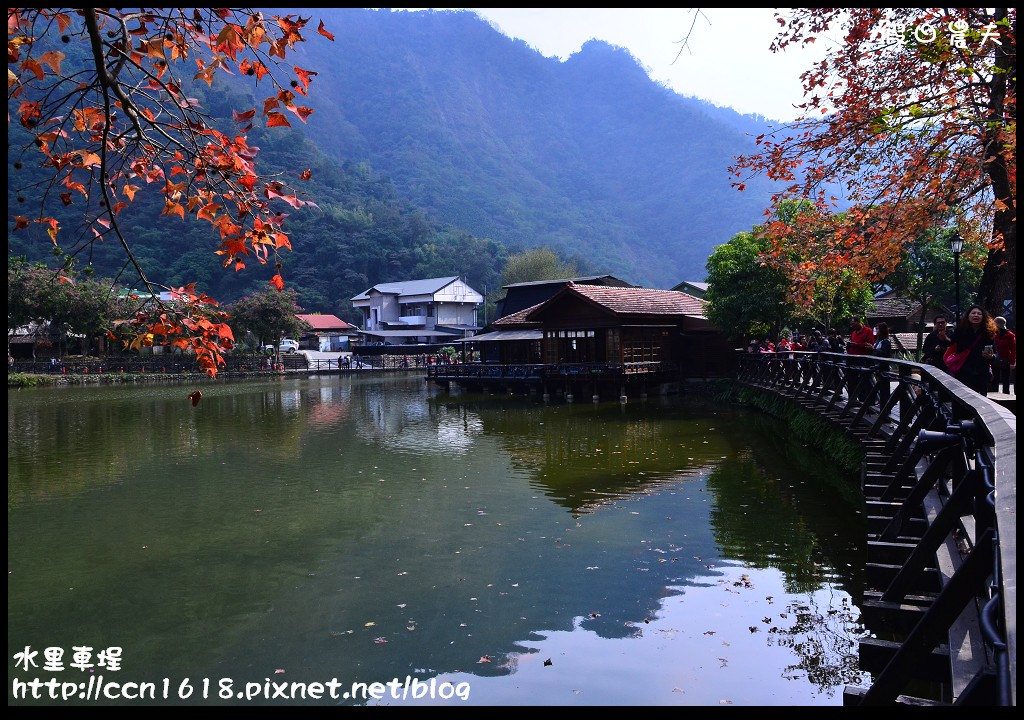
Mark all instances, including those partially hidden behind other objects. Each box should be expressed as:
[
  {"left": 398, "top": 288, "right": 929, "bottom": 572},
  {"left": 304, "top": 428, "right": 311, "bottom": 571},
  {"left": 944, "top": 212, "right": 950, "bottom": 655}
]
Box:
[{"left": 950, "top": 233, "right": 964, "bottom": 323}]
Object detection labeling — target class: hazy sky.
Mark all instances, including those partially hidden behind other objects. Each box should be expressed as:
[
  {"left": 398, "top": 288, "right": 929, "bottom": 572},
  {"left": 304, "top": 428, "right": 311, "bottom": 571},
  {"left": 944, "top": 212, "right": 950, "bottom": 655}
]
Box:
[{"left": 410, "top": 8, "right": 829, "bottom": 122}]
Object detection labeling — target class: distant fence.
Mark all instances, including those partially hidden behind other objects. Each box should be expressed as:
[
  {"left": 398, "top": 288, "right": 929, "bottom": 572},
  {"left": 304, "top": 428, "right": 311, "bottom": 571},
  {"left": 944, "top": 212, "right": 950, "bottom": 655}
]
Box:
[
  {"left": 9, "top": 355, "right": 279, "bottom": 375},
  {"left": 10, "top": 351, "right": 464, "bottom": 376}
]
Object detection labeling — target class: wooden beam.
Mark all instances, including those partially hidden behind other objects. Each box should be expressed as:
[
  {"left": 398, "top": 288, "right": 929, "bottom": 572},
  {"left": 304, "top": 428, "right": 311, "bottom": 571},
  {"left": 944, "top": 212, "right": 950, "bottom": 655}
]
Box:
[{"left": 859, "top": 637, "right": 950, "bottom": 680}]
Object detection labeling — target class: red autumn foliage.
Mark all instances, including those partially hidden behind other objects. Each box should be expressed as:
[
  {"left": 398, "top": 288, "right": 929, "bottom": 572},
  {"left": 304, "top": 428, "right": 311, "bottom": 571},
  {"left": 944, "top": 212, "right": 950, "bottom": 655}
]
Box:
[
  {"left": 8, "top": 8, "right": 334, "bottom": 377},
  {"left": 730, "top": 8, "right": 1016, "bottom": 316}
]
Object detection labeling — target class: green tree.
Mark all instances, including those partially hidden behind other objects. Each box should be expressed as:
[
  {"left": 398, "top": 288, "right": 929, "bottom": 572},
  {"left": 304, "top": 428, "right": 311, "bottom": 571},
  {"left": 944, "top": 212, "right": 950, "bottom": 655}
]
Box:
[
  {"left": 8, "top": 256, "right": 129, "bottom": 357},
  {"left": 705, "top": 232, "right": 793, "bottom": 342},
  {"left": 792, "top": 270, "right": 873, "bottom": 335},
  {"left": 8, "top": 8, "right": 334, "bottom": 375},
  {"left": 882, "top": 229, "right": 986, "bottom": 358},
  {"left": 731, "top": 8, "right": 1015, "bottom": 319},
  {"left": 500, "top": 247, "right": 578, "bottom": 288},
  {"left": 227, "top": 288, "right": 309, "bottom": 354}
]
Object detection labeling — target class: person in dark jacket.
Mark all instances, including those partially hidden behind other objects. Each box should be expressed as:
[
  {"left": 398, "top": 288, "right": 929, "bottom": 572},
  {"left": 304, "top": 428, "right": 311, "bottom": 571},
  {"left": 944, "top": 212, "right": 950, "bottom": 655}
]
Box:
[
  {"left": 948, "top": 305, "right": 997, "bottom": 396},
  {"left": 922, "top": 314, "right": 952, "bottom": 372},
  {"left": 872, "top": 322, "right": 893, "bottom": 409},
  {"left": 872, "top": 322, "right": 893, "bottom": 358},
  {"left": 826, "top": 327, "right": 844, "bottom": 352}
]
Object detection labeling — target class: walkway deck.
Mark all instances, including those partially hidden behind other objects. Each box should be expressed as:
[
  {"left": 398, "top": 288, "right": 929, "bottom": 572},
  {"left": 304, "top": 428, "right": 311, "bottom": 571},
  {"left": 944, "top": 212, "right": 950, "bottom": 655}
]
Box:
[{"left": 737, "top": 351, "right": 1015, "bottom": 707}]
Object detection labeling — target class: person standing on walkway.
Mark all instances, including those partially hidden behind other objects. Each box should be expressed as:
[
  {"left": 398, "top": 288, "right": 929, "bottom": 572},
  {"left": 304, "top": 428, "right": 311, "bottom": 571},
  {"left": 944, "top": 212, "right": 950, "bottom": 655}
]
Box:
[
  {"left": 872, "top": 322, "right": 893, "bottom": 410},
  {"left": 846, "top": 318, "right": 875, "bottom": 356},
  {"left": 947, "top": 305, "right": 997, "bottom": 396},
  {"left": 826, "top": 327, "right": 844, "bottom": 352},
  {"left": 845, "top": 317, "right": 875, "bottom": 400},
  {"left": 922, "top": 314, "right": 953, "bottom": 372},
  {"left": 991, "top": 315, "right": 1016, "bottom": 395}
]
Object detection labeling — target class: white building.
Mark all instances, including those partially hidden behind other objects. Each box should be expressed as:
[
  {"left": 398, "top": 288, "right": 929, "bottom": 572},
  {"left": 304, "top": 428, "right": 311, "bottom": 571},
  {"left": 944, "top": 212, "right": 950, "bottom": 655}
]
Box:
[{"left": 350, "top": 276, "right": 483, "bottom": 345}]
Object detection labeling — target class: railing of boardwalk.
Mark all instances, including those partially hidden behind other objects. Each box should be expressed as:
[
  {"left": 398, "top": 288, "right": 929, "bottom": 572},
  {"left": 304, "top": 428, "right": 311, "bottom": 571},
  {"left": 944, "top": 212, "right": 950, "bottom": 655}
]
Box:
[
  {"left": 736, "top": 350, "right": 1015, "bottom": 706},
  {"left": 426, "top": 361, "right": 673, "bottom": 383}
]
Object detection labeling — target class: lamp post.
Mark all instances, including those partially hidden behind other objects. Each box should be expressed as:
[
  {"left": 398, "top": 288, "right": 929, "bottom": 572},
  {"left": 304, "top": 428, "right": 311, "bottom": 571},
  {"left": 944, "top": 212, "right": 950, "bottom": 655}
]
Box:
[{"left": 950, "top": 233, "right": 964, "bottom": 323}]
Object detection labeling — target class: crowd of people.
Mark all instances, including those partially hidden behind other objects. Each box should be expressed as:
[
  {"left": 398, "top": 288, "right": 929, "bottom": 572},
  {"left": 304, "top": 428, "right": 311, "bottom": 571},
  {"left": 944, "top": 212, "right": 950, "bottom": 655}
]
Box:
[{"left": 745, "top": 308, "right": 1016, "bottom": 398}]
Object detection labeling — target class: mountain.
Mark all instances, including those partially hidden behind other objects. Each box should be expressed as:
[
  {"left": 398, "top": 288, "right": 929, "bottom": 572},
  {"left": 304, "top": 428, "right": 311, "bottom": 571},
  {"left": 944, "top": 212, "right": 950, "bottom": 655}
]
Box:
[
  {"left": 284, "top": 8, "right": 779, "bottom": 289},
  {"left": 9, "top": 8, "right": 782, "bottom": 321}
]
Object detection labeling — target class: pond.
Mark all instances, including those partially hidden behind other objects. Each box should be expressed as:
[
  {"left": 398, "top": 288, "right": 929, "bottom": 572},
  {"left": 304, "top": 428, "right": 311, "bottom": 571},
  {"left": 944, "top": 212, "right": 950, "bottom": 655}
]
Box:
[{"left": 7, "top": 374, "right": 871, "bottom": 705}]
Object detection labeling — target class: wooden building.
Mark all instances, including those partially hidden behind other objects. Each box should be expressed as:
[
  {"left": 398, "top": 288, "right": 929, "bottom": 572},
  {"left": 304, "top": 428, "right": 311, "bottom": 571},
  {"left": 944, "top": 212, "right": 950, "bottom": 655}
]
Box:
[{"left": 440, "top": 282, "right": 735, "bottom": 399}]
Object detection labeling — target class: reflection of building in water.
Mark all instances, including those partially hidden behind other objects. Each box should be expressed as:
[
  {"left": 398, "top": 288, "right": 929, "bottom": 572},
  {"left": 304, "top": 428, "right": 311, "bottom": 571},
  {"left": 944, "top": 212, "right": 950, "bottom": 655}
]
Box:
[
  {"left": 304, "top": 385, "right": 351, "bottom": 428},
  {"left": 280, "top": 389, "right": 301, "bottom": 413},
  {"left": 355, "top": 386, "right": 482, "bottom": 455}
]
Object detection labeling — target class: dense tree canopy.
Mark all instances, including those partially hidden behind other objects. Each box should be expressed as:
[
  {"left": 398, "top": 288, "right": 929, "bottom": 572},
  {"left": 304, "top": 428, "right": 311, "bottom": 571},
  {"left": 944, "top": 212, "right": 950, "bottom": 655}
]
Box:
[
  {"left": 8, "top": 8, "right": 334, "bottom": 374},
  {"left": 704, "top": 232, "right": 793, "bottom": 341},
  {"left": 882, "top": 229, "right": 985, "bottom": 356},
  {"left": 731, "top": 8, "right": 1016, "bottom": 321},
  {"left": 227, "top": 287, "right": 308, "bottom": 351},
  {"left": 500, "top": 248, "right": 579, "bottom": 288},
  {"left": 8, "top": 256, "right": 131, "bottom": 356}
]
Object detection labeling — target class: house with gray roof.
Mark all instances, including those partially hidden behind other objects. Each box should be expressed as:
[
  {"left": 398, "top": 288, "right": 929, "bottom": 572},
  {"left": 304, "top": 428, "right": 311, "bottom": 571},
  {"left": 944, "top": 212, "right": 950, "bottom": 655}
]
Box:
[{"left": 350, "top": 276, "right": 483, "bottom": 345}]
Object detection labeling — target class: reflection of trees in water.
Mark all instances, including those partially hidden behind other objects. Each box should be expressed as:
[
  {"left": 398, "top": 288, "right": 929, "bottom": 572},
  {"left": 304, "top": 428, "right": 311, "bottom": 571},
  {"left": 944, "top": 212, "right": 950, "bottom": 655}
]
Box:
[
  {"left": 7, "top": 381, "right": 308, "bottom": 504},
  {"left": 453, "top": 400, "right": 739, "bottom": 513},
  {"left": 707, "top": 448, "right": 864, "bottom": 597},
  {"left": 767, "top": 589, "right": 871, "bottom": 695}
]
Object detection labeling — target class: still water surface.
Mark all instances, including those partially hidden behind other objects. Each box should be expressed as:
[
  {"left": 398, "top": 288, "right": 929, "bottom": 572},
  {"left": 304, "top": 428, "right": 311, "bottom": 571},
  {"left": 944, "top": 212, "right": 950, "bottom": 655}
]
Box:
[{"left": 8, "top": 374, "right": 871, "bottom": 705}]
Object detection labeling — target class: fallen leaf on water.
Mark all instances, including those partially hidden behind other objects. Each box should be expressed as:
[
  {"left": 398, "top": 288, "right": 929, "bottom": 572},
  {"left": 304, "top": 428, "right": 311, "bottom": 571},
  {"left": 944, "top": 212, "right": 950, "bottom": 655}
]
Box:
[
  {"left": 374, "top": 637, "right": 387, "bottom": 644},
  {"left": 477, "top": 655, "right": 491, "bottom": 664},
  {"left": 543, "top": 658, "right": 552, "bottom": 667},
  {"left": 364, "top": 621, "right": 376, "bottom": 628},
  {"left": 188, "top": 389, "right": 202, "bottom": 406},
  {"left": 749, "top": 626, "right": 759, "bottom": 633},
  {"left": 274, "top": 669, "right": 285, "bottom": 674}
]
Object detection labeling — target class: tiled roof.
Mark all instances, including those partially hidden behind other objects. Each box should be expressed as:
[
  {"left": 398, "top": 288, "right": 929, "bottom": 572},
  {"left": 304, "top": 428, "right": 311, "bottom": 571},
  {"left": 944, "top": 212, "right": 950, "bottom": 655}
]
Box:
[
  {"left": 493, "top": 303, "right": 544, "bottom": 327},
  {"left": 553, "top": 284, "right": 707, "bottom": 317},
  {"left": 671, "top": 280, "right": 709, "bottom": 292},
  {"left": 870, "top": 296, "right": 922, "bottom": 318},
  {"left": 296, "top": 314, "right": 357, "bottom": 331},
  {"left": 350, "top": 276, "right": 460, "bottom": 301},
  {"left": 502, "top": 275, "right": 633, "bottom": 289},
  {"left": 893, "top": 332, "right": 923, "bottom": 354}
]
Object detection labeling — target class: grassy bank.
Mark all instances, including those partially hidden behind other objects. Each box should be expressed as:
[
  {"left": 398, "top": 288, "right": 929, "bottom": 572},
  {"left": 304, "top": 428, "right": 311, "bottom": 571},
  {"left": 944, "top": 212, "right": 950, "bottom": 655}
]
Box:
[{"left": 714, "top": 381, "right": 864, "bottom": 474}]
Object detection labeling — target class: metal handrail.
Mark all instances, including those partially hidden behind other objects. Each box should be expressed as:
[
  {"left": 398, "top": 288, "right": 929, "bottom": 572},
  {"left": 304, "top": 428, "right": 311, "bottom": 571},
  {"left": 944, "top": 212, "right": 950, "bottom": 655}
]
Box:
[{"left": 737, "top": 350, "right": 1015, "bottom": 706}]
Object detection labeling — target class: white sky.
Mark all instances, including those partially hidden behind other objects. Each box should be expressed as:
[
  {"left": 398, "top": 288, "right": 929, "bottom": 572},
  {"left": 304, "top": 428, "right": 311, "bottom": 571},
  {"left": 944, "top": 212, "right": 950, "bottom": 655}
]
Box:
[{"left": 409, "top": 8, "right": 830, "bottom": 123}]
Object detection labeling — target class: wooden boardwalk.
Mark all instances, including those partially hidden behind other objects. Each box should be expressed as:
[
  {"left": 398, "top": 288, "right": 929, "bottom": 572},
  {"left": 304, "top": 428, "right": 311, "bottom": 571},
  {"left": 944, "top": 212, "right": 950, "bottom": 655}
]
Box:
[{"left": 737, "top": 352, "right": 1015, "bottom": 707}]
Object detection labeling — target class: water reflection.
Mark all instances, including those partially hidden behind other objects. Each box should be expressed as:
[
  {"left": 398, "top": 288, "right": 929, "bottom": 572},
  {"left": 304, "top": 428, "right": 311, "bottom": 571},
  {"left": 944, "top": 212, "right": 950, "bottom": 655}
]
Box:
[{"left": 7, "top": 376, "right": 869, "bottom": 705}]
